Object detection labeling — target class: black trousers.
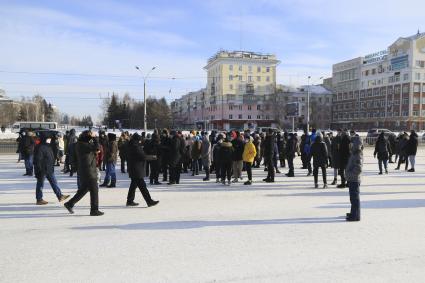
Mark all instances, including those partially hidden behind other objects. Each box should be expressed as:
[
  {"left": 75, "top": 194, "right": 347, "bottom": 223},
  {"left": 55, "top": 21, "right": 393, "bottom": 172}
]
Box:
[
  {"left": 68, "top": 178, "right": 99, "bottom": 211},
  {"left": 149, "top": 160, "right": 160, "bottom": 183},
  {"left": 215, "top": 161, "right": 221, "bottom": 179},
  {"left": 266, "top": 158, "right": 274, "bottom": 180},
  {"left": 246, "top": 162, "right": 252, "bottom": 181},
  {"left": 221, "top": 162, "right": 232, "bottom": 181},
  {"left": 120, "top": 156, "right": 126, "bottom": 173},
  {"left": 287, "top": 156, "right": 294, "bottom": 176},
  {"left": 348, "top": 181, "right": 360, "bottom": 219},
  {"left": 338, "top": 168, "right": 346, "bottom": 184},
  {"left": 306, "top": 154, "right": 312, "bottom": 173},
  {"left": 313, "top": 165, "right": 327, "bottom": 185},
  {"left": 204, "top": 165, "right": 210, "bottom": 179},
  {"left": 162, "top": 162, "right": 168, "bottom": 180},
  {"left": 127, "top": 178, "right": 153, "bottom": 204},
  {"left": 170, "top": 165, "right": 181, "bottom": 183}
]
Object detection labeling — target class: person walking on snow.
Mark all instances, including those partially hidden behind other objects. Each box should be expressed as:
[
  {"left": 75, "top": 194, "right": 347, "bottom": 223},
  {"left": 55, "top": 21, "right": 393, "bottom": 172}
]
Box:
[{"left": 33, "top": 132, "right": 69, "bottom": 205}]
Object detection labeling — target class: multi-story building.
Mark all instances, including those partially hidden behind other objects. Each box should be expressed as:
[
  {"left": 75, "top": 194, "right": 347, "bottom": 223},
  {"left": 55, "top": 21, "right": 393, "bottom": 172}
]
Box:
[
  {"left": 172, "top": 50, "right": 281, "bottom": 130},
  {"left": 274, "top": 84, "right": 332, "bottom": 130},
  {"left": 332, "top": 32, "right": 425, "bottom": 130}
]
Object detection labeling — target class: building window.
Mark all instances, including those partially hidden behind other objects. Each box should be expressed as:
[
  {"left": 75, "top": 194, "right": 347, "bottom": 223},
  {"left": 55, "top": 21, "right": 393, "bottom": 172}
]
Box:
[
  {"left": 248, "top": 105, "right": 252, "bottom": 110},
  {"left": 257, "top": 105, "right": 261, "bottom": 110},
  {"left": 248, "top": 66, "right": 252, "bottom": 72},
  {"left": 229, "top": 114, "right": 233, "bottom": 119},
  {"left": 238, "top": 105, "right": 242, "bottom": 110},
  {"left": 239, "top": 65, "right": 242, "bottom": 71},
  {"left": 238, "top": 75, "right": 242, "bottom": 81},
  {"left": 229, "top": 75, "right": 233, "bottom": 81},
  {"left": 266, "top": 67, "right": 270, "bottom": 72},
  {"left": 265, "top": 115, "right": 269, "bottom": 119},
  {"left": 402, "top": 98, "right": 409, "bottom": 105},
  {"left": 416, "top": 73, "right": 421, "bottom": 80},
  {"left": 248, "top": 76, "right": 252, "bottom": 82},
  {"left": 257, "top": 66, "right": 261, "bottom": 72},
  {"left": 257, "top": 76, "right": 261, "bottom": 82},
  {"left": 414, "top": 96, "right": 420, "bottom": 104},
  {"left": 266, "top": 76, "right": 270, "bottom": 82},
  {"left": 257, "top": 115, "right": 261, "bottom": 119},
  {"left": 229, "top": 84, "right": 233, "bottom": 90},
  {"left": 403, "top": 73, "right": 409, "bottom": 81},
  {"left": 413, "top": 111, "right": 419, "bottom": 116},
  {"left": 229, "top": 65, "right": 233, "bottom": 71},
  {"left": 248, "top": 115, "right": 251, "bottom": 119},
  {"left": 414, "top": 84, "right": 420, "bottom": 93},
  {"left": 229, "top": 105, "right": 233, "bottom": 110},
  {"left": 238, "top": 114, "right": 242, "bottom": 119}
]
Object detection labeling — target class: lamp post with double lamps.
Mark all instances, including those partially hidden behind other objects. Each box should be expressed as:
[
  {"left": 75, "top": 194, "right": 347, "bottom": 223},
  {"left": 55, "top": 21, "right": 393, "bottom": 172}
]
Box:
[{"left": 135, "top": 66, "right": 157, "bottom": 131}]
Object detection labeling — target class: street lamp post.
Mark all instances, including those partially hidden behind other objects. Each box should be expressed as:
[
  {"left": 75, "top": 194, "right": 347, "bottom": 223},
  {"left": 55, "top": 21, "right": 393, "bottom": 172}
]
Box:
[
  {"left": 307, "top": 76, "right": 311, "bottom": 133},
  {"left": 306, "top": 76, "right": 323, "bottom": 133},
  {"left": 135, "top": 66, "right": 156, "bottom": 131}
]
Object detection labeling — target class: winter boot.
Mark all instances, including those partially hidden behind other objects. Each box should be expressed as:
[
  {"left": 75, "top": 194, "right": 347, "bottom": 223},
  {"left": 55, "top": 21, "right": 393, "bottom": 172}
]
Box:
[
  {"left": 90, "top": 210, "right": 104, "bottom": 216},
  {"left": 148, "top": 200, "right": 159, "bottom": 207},
  {"left": 244, "top": 180, "right": 252, "bottom": 185},
  {"left": 64, "top": 202, "right": 74, "bottom": 214},
  {"left": 107, "top": 180, "right": 116, "bottom": 188},
  {"left": 331, "top": 178, "right": 337, "bottom": 185},
  {"left": 36, "top": 199, "right": 48, "bottom": 205},
  {"left": 126, "top": 201, "right": 139, "bottom": 207}
]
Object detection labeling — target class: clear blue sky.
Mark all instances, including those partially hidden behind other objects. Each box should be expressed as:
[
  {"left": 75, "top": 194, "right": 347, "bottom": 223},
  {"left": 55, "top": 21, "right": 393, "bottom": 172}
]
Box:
[{"left": 0, "top": 0, "right": 423, "bottom": 121}]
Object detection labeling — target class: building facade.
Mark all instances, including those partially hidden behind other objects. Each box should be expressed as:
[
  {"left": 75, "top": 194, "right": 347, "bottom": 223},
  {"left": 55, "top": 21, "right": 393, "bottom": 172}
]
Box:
[
  {"left": 172, "top": 50, "right": 281, "bottom": 130},
  {"left": 332, "top": 32, "right": 425, "bottom": 130}
]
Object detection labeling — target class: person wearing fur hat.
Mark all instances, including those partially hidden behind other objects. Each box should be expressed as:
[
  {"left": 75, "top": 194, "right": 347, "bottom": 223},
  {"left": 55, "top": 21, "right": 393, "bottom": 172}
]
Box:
[
  {"left": 345, "top": 135, "right": 363, "bottom": 221},
  {"left": 100, "top": 133, "right": 118, "bottom": 188}
]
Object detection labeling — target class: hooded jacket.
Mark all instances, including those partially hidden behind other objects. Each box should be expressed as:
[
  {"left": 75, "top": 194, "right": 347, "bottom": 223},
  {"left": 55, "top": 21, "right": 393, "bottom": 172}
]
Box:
[{"left": 345, "top": 136, "right": 363, "bottom": 183}]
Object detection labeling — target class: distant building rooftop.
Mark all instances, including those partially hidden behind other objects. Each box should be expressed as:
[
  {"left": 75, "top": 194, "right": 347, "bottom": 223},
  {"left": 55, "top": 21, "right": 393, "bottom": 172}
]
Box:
[{"left": 207, "top": 50, "right": 277, "bottom": 65}]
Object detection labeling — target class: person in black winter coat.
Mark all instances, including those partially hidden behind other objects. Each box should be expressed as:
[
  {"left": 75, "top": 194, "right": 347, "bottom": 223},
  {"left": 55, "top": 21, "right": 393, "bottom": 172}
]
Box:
[
  {"left": 34, "top": 132, "right": 69, "bottom": 205},
  {"left": 22, "top": 131, "right": 35, "bottom": 176},
  {"left": 125, "top": 133, "right": 159, "bottom": 207},
  {"left": 395, "top": 132, "right": 409, "bottom": 170},
  {"left": 168, "top": 131, "right": 185, "bottom": 185},
  {"left": 64, "top": 130, "right": 104, "bottom": 216},
  {"left": 231, "top": 133, "right": 244, "bottom": 182},
  {"left": 218, "top": 136, "right": 234, "bottom": 185},
  {"left": 144, "top": 133, "right": 162, "bottom": 185},
  {"left": 310, "top": 134, "right": 328, "bottom": 188},
  {"left": 337, "top": 129, "right": 351, "bottom": 188},
  {"left": 374, "top": 132, "right": 391, "bottom": 174},
  {"left": 285, "top": 133, "right": 296, "bottom": 177},
  {"left": 263, "top": 130, "right": 275, "bottom": 182},
  {"left": 160, "top": 129, "right": 171, "bottom": 181},
  {"left": 387, "top": 133, "right": 397, "bottom": 163},
  {"left": 406, "top": 130, "right": 418, "bottom": 172}
]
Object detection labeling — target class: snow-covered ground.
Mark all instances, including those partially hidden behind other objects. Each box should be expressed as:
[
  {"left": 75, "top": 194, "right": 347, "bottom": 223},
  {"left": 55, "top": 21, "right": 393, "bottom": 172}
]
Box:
[{"left": 1, "top": 148, "right": 425, "bottom": 282}]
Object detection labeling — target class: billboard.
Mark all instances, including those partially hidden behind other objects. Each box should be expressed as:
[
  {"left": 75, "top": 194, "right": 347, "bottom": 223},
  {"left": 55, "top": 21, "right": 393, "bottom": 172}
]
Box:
[{"left": 286, "top": 102, "right": 300, "bottom": 117}]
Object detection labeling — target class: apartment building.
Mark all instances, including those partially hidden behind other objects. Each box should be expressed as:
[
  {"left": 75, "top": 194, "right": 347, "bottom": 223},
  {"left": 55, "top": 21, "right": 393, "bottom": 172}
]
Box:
[{"left": 332, "top": 32, "right": 425, "bottom": 130}]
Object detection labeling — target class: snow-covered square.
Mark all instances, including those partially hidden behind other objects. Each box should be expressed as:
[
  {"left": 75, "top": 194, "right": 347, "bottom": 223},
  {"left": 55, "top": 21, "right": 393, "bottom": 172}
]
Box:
[{"left": 1, "top": 148, "right": 425, "bottom": 282}]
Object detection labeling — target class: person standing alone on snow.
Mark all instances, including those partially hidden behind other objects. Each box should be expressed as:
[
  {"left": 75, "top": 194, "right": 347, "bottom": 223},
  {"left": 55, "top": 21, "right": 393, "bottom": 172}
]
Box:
[{"left": 345, "top": 136, "right": 363, "bottom": 222}]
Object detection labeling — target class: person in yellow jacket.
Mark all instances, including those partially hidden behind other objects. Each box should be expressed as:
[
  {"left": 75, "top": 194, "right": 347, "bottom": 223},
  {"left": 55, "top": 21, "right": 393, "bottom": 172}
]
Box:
[{"left": 242, "top": 136, "right": 257, "bottom": 185}]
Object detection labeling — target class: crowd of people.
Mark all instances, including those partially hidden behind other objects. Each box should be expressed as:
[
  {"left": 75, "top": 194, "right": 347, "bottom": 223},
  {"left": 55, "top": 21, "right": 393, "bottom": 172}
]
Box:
[{"left": 14, "top": 127, "right": 420, "bottom": 221}]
